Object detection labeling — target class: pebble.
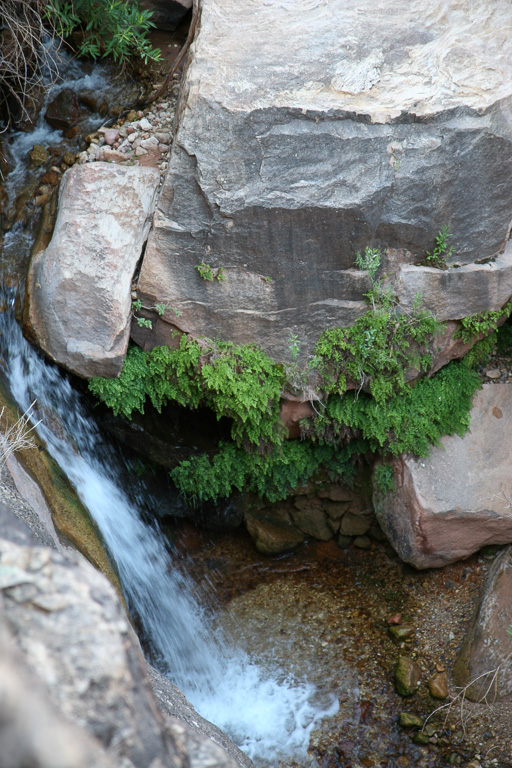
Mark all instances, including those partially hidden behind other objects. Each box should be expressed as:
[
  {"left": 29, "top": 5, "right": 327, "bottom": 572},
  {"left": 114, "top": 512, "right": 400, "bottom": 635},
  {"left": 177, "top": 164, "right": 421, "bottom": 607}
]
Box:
[
  {"left": 140, "top": 136, "right": 159, "bottom": 150},
  {"left": 389, "top": 624, "right": 415, "bottom": 643},
  {"left": 399, "top": 712, "right": 423, "bottom": 728},
  {"left": 395, "top": 656, "right": 421, "bottom": 696},
  {"left": 135, "top": 147, "right": 148, "bottom": 157},
  {"left": 104, "top": 129, "right": 119, "bottom": 146},
  {"left": 428, "top": 670, "right": 448, "bottom": 699},
  {"left": 486, "top": 368, "right": 501, "bottom": 379},
  {"left": 138, "top": 117, "right": 153, "bottom": 131}
]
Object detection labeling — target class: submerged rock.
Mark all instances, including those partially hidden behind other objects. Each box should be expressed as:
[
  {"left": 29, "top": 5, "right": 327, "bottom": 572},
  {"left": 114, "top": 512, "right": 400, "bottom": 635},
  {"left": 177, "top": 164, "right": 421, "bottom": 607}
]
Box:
[
  {"left": 395, "top": 657, "right": 421, "bottom": 697},
  {"left": 136, "top": 0, "right": 512, "bottom": 364},
  {"left": 24, "top": 163, "right": 160, "bottom": 378},
  {"left": 373, "top": 383, "right": 512, "bottom": 569}
]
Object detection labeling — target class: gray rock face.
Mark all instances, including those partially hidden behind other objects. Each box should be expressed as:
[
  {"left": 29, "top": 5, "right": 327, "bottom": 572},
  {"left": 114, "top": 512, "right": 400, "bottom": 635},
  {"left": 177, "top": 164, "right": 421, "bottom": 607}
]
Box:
[
  {"left": 25, "top": 163, "right": 160, "bottom": 378},
  {"left": 137, "top": 0, "right": 512, "bottom": 362},
  {"left": 373, "top": 383, "right": 512, "bottom": 569},
  {"left": 0, "top": 506, "right": 251, "bottom": 768},
  {"left": 453, "top": 547, "right": 512, "bottom": 700}
]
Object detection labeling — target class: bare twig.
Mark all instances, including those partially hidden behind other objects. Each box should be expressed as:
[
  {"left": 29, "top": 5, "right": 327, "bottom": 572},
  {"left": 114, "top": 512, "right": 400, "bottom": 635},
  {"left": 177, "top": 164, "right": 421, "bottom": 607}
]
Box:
[{"left": 141, "top": 0, "right": 200, "bottom": 107}]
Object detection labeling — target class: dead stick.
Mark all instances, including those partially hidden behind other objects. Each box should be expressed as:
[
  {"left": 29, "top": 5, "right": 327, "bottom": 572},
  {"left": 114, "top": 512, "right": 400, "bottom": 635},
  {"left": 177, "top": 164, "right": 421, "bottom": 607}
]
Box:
[{"left": 142, "top": 0, "right": 200, "bottom": 107}]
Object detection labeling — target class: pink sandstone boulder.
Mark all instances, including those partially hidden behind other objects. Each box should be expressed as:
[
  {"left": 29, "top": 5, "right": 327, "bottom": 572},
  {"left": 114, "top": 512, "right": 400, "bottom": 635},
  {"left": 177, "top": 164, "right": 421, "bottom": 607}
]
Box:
[
  {"left": 373, "top": 382, "right": 512, "bottom": 569},
  {"left": 24, "top": 163, "right": 160, "bottom": 378}
]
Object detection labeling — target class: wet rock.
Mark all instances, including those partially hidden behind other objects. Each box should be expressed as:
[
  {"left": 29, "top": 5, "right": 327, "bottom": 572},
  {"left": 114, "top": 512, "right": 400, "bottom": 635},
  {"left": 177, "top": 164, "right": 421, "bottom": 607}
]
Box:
[
  {"left": 0, "top": 507, "right": 248, "bottom": 768},
  {"left": 353, "top": 535, "right": 371, "bottom": 549},
  {"left": 428, "top": 671, "right": 448, "bottom": 700},
  {"left": 453, "top": 547, "right": 512, "bottom": 700},
  {"left": 136, "top": 0, "right": 512, "bottom": 365},
  {"left": 413, "top": 732, "right": 430, "bottom": 745},
  {"left": 44, "top": 89, "right": 83, "bottom": 131},
  {"left": 24, "top": 163, "right": 160, "bottom": 378},
  {"left": 337, "top": 534, "right": 352, "bottom": 549},
  {"left": 395, "top": 657, "right": 421, "bottom": 696},
  {"left": 340, "top": 511, "right": 371, "bottom": 537},
  {"left": 245, "top": 506, "right": 304, "bottom": 555},
  {"left": 141, "top": 0, "right": 192, "bottom": 29},
  {"left": 291, "top": 496, "right": 333, "bottom": 540},
  {"left": 387, "top": 613, "right": 402, "bottom": 625},
  {"left": 29, "top": 144, "right": 49, "bottom": 167},
  {"left": 389, "top": 625, "right": 415, "bottom": 644},
  {"left": 399, "top": 712, "right": 423, "bottom": 728},
  {"left": 373, "top": 383, "right": 512, "bottom": 568}
]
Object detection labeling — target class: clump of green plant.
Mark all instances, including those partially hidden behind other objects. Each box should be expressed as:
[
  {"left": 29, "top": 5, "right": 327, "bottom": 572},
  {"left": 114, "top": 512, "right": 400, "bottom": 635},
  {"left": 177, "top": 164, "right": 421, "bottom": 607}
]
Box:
[
  {"left": 302, "top": 361, "right": 481, "bottom": 459},
  {"left": 131, "top": 299, "right": 182, "bottom": 330},
  {"left": 454, "top": 303, "right": 512, "bottom": 344},
  {"left": 89, "top": 336, "right": 286, "bottom": 447},
  {"left": 45, "top": 0, "right": 161, "bottom": 64},
  {"left": 374, "top": 463, "right": 395, "bottom": 493},
  {"left": 497, "top": 316, "right": 512, "bottom": 355},
  {"left": 425, "top": 225, "right": 453, "bottom": 269},
  {"left": 314, "top": 248, "right": 443, "bottom": 405},
  {"left": 195, "top": 262, "right": 225, "bottom": 283},
  {"left": 170, "top": 439, "right": 363, "bottom": 505},
  {"left": 461, "top": 333, "right": 497, "bottom": 369}
]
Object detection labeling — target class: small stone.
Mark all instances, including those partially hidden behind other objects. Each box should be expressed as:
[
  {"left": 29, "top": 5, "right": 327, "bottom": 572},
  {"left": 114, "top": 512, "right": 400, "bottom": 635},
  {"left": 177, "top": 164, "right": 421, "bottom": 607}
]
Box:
[
  {"left": 389, "top": 625, "right": 415, "bottom": 643},
  {"left": 387, "top": 612, "right": 402, "bottom": 625},
  {"left": 29, "top": 144, "right": 49, "bottom": 167},
  {"left": 353, "top": 535, "right": 371, "bottom": 549},
  {"left": 159, "top": 143, "right": 171, "bottom": 153},
  {"left": 340, "top": 512, "right": 371, "bottom": 536},
  {"left": 62, "top": 151, "right": 76, "bottom": 166},
  {"left": 155, "top": 130, "right": 171, "bottom": 143},
  {"left": 395, "top": 656, "right": 421, "bottom": 696},
  {"left": 138, "top": 117, "right": 153, "bottom": 131},
  {"left": 140, "top": 136, "right": 159, "bottom": 150},
  {"left": 135, "top": 147, "right": 148, "bottom": 157},
  {"left": 399, "top": 712, "right": 423, "bottom": 728},
  {"left": 126, "top": 110, "right": 138, "bottom": 122},
  {"left": 104, "top": 128, "right": 120, "bottom": 146},
  {"left": 413, "top": 732, "right": 430, "bottom": 745},
  {"left": 486, "top": 368, "right": 501, "bottom": 379},
  {"left": 337, "top": 534, "right": 352, "bottom": 549},
  {"left": 128, "top": 132, "right": 138, "bottom": 143},
  {"left": 428, "top": 671, "right": 448, "bottom": 699}
]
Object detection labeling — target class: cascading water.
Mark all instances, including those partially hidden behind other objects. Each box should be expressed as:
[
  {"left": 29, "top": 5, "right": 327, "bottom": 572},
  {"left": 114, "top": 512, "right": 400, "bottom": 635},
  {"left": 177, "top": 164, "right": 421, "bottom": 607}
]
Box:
[
  {"left": 0, "top": 39, "right": 338, "bottom": 764},
  {"left": 0, "top": 298, "right": 338, "bottom": 764}
]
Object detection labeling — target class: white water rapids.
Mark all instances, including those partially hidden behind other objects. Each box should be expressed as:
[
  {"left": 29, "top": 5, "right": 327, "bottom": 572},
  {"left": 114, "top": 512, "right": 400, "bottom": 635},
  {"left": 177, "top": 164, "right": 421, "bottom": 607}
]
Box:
[{"left": 0, "top": 301, "right": 338, "bottom": 765}]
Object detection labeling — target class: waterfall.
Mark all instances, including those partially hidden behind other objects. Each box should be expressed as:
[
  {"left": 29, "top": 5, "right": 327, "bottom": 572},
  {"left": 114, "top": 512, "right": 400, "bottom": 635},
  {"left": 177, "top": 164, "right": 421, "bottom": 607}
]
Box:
[{"left": 0, "top": 300, "right": 338, "bottom": 765}]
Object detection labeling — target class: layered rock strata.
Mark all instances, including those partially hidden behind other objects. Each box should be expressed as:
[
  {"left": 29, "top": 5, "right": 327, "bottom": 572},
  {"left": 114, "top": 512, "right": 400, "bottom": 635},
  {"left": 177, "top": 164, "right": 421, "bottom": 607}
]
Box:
[{"left": 136, "top": 0, "right": 512, "bottom": 363}]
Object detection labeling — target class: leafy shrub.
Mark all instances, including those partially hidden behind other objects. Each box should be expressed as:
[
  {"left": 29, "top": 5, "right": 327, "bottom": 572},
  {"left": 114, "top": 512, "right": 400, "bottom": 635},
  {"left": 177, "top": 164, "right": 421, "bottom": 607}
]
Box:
[
  {"left": 169, "top": 439, "right": 363, "bottom": 505},
  {"left": 425, "top": 225, "right": 453, "bottom": 269},
  {"left": 454, "top": 303, "right": 512, "bottom": 344},
  {"left": 90, "top": 336, "right": 286, "bottom": 447},
  {"left": 314, "top": 249, "right": 443, "bottom": 405},
  {"left": 302, "top": 361, "right": 481, "bottom": 458},
  {"left": 374, "top": 464, "right": 395, "bottom": 493},
  {"left": 44, "top": 0, "right": 161, "bottom": 64}
]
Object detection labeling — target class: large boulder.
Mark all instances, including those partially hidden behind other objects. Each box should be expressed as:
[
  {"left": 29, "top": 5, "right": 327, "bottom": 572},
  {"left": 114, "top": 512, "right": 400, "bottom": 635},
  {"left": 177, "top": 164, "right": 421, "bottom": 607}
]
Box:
[
  {"left": 0, "top": 504, "right": 249, "bottom": 768},
  {"left": 136, "top": 0, "right": 512, "bottom": 363},
  {"left": 373, "top": 382, "right": 512, "bottom": 569},
  {"left": 453, "top": 547, "right": 512, "bottom": 700},
  {"left": 24, "top": 163, "right": 160, "bottom": 378}
]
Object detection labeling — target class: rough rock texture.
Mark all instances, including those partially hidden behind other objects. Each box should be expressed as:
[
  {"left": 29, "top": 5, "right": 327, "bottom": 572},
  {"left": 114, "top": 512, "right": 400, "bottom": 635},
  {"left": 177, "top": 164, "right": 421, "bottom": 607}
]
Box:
[
  {"left": 0, "top": 505, "right": 251, "bottom": 768},
  {"left": 24, "top": 163, "right": 160, "bottom": 378},
  {"left": 373, "top": 383, "right": 512, "bottom": 569},
  {"left": 137, "top": 0, "right": 512, "bottom": 363},
  {"left": 453, "top": 547, "right": 512, "bottom": 701}
]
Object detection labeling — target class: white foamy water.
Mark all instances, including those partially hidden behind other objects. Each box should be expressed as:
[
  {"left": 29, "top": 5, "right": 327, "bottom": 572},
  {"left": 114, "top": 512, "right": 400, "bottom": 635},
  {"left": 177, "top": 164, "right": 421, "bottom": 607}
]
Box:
[{"left": 0, "top": 302, "right": 338, "bottom": 765}]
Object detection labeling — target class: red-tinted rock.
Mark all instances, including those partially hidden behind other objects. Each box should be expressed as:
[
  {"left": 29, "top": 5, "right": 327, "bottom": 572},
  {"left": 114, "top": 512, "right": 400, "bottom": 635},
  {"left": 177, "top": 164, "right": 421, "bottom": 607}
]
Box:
[{"left": 373, "top": 383, "right": 512, "bottom": 569}]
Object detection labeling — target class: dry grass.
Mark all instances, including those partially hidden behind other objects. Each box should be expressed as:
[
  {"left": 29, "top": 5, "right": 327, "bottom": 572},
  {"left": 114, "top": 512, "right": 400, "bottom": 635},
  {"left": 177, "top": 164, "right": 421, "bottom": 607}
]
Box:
[
  {"left": 0, "top": 0, "right": 61, "bottom": 129},
  {"left": 0, "top": 401, "right": 40, "bottom": 467}
]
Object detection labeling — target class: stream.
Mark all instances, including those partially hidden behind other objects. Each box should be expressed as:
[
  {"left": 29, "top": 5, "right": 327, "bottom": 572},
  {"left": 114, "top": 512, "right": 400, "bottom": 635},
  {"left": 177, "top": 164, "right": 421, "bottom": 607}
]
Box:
[{"left": 0, "top": 49, "right": 338, "bottom": 767}]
